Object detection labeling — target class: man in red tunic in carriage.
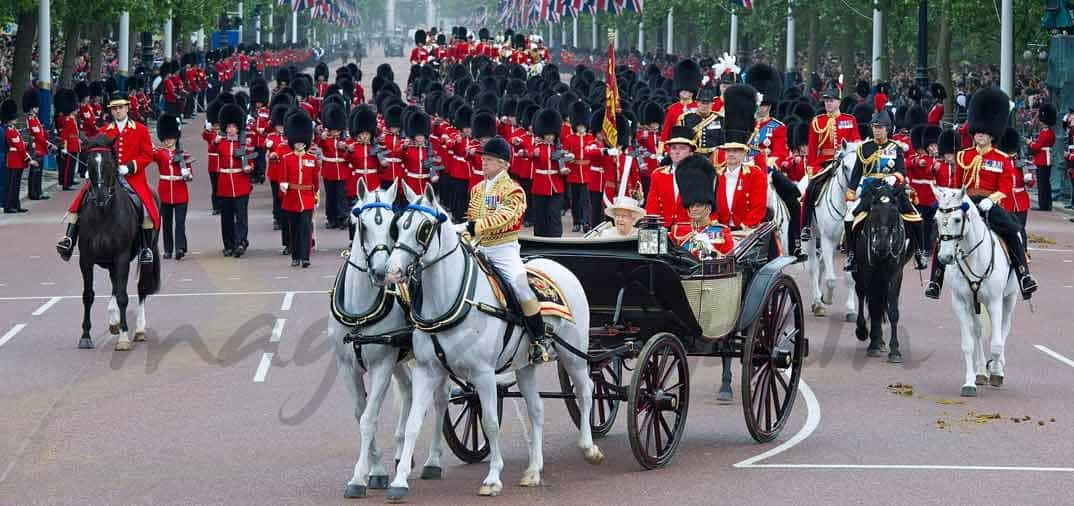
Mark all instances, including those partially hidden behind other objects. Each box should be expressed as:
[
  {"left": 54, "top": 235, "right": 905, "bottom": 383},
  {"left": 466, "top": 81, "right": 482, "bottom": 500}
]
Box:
[{"left": 57, "top": 92, "right": 161, "bottom": 264}]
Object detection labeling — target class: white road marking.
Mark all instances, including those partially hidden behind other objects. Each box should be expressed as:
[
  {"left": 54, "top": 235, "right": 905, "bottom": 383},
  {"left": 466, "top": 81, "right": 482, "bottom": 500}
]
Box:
[
  {"left": 1036, "top": 345, "right": 1074, "bottom": 369},
  {"left": 0, "top": 289, "right": 327, "bottom": 302},
  {"left": 32, "top": 297, "right": 62, "bottom": 316},
  {"left": 740, "top": 464, "right": 1074, "bottom": 472},
  {"left": 29, "top": 255, "right": 40, "bottom": 259},
  {"left": 180, "top": 278, "right": 193, "bottom": 282},
  {"left": 1028, "top": 246, "right": 1073, "bottom": 253},
  {"left": 39, "top": 282, "right": 55, "bottom": 286},
  {"left": 270, "top": 318, "right": 286, "bottom": 343},
  {"left": 280, "top": 291, "right": 295, "bottom": 311},
  {"left": 322, "top": 275, "right": 333, "bottom": 279},
  {"left": 274, "top": 276, "right": 289, "bottom": 280},
  {"left": 227, "top": 277, "right": 241, "bottom": 281},
  {"left": 734, "top": 377, "right": 820, "bottom": 468},
  {"left": 1064, "top": 259, "right": 1073, "bottom": 263},
  {"left": 253, "top": 353, "right": 274, "bottom": 382},
  {"left": 0, "top": 324, "right": 27, "bottom": 348}
]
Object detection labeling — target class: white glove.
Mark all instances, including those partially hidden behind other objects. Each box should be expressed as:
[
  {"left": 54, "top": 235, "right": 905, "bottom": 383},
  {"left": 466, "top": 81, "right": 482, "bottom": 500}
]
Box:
[
  {"left": 265, "top": 139, "right": 274, "bottom": 149},
  {"left": 431, "top": 174, "right": 440, "bottom": 183},
  {"left": 280, "top": 182, "right": 290, "bottom": 192},
  {"left": 1024, "top": 172, "right": 1034, "bottom": 184},
  {"left": 204, "top": 120, "right": 211, "bottom": 131},
  {"left": 180, "top": 168, "right": 191, "bottom": 178},
  {"left": 605, "top": 148, "right": 620, "bottom": 157},
  {"left": 559, "top": 167, "right": 571, "bottom": 176},
  {"left": 978, "top": 198, "right": 993, "bottom": 213},
  {"left": 883, "top": 175, "right": 897, "bottom": 186},
  {"left": 453, "top": 222, "right": 469, "bottom": 234},
  {"left": 562, "top": 152, "right": 575, "bottom": 162},
  {"left": 118, "top": 164, "right": 130, "bottom": 176}
]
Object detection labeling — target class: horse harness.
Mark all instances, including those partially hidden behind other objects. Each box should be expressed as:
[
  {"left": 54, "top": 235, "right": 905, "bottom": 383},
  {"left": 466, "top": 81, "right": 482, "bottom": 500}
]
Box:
[{"left": 937, "top": 202, "right": 996, "bottom": 314}]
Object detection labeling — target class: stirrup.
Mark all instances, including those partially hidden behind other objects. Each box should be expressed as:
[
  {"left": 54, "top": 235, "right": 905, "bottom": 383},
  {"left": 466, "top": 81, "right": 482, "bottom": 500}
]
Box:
[
  {"left": 530, "top": 340, "right": 553, "bottom": 364},
  {"left": 57, "top": 237, "right": 74, "bottom": 261},
  {"left": 924, "top": 281, "right": 941, "bottom": 300},
  {"left": 913, "top": 251, "right": 929, "bottom": 270},
  {"left": 800, "top": 227, "right": 812, "bottom": 242},
  {"left": 843, "top": 254, "right": 856, "bottom": 272},
  {"left": 1019, "top": 275, "right": 1038, "bottom": 298},
  {"left": 139, "top": 248, "right": 154, "bottom": 265}
]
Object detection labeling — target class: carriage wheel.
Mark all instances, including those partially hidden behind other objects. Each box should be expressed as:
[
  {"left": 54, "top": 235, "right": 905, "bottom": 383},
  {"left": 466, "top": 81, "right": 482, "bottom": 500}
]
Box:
[
  {"left": 741, "top": 275, "right": 806, "bottom": 443},
  {"left": 442, "top": 381, "right": 504, "bottom": 464},
  {"left": 627, "top": 333, "right": 690, "bottom": 470},
  {"left": 558, "top": 357, "right": 623, "bottom": 439}
]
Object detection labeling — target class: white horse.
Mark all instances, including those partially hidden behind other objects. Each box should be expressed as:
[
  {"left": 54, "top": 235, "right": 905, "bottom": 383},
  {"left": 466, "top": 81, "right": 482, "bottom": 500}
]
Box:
[
  {"left": 767, "top": 175, "right": 809, "bottom": 257},
  {"left": 805, "top": 141, "right": 861, "bottom": 320},
  {"left": 933, "top": 187, "right": 1018, "bottom": 397},
  {"left": 329, "top": 180, "right": 447, "bottom": 498},
  {"left": 381, "top": 184, "right": 601, "bottom": 500}
]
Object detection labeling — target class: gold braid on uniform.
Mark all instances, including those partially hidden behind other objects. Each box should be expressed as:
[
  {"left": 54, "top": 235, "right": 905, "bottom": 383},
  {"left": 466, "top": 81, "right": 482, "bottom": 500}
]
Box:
[
  {"left": 812, "top": 113, "right": 837, "bottom": 150},
  {"left": 467, "top": 176, "right": 527, "bottom": 246},
  {"left": 957, "top": 147, "right": 1006, "bottom": 204}
]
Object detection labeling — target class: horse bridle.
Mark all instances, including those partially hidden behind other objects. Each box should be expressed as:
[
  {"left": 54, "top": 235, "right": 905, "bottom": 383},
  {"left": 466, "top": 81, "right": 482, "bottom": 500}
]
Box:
[
  {"left": 347, "top": 200, "right": 395, "bottom": 275},
  {"left": 85, "top": 147, "right": 116, "bottom": 207},
  {"left": 393, "top": 203, "right": 459, "bottom": 278},
  {"left": 936, "top": 201, "right": 995, "bottom": 284}
]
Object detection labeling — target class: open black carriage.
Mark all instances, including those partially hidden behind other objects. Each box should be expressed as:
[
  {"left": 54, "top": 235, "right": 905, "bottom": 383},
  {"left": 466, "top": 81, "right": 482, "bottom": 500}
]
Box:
[{"left": 441, "top": 222, "right": 808, "bottom": 469}]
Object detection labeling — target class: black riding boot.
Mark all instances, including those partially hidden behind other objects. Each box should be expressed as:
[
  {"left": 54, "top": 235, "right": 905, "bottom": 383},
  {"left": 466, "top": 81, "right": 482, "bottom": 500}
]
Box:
[
  {"left": 909, "top": 220, "right": 928, "bottom": 270},
  {"left": 1006, "top": 242, "right": 1039, "bottom": 300},
  {"left": 524, "top": 313, "right": 554, "bottom": 364},
  {"left": 800, "top": 206, "right": 814, "bottom": 242},
  {"left": 139, "top": 229, "right": 155, "bottom": 264},
  {"left": 57, "top": 223, "right": 78, "bottom": 261},
  {"left": 924, "top": 250, "right": 944, "bottom": 300},
  {"left": 843, "top": 221, "right": 856, "bottom": 271}
]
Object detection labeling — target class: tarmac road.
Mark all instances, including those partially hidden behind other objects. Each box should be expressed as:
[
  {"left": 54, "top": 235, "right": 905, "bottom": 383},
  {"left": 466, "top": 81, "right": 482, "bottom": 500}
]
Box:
[{"left": 1, "top": 49, "right": 1073, "bottom": 506}]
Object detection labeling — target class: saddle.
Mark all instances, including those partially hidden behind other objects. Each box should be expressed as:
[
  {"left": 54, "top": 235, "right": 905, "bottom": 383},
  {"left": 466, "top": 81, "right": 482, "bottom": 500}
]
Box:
[{"left": 472, "top": 250, "right": 575, "bottom": 324}]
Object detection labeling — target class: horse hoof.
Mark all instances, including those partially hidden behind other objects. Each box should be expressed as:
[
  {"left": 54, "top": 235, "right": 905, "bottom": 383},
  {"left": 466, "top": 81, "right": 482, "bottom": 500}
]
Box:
[
  {"left": 866, "top": 347, "right": 882, "bottom": 358},
  {"left": 960, "top": 386, "right": 978, "bottom": 397},
  {"left": 583, "top": 446, "right": 605, "bottom": 465},
  {"left": 369, "top": 475, "right": 391, "bottom": 488},
  {"left": 989, "top": 375, "right": 1004, "bottom": 388},
  {"left": 855, "top": 328, "right": 869, "bottom": 342},
  {"left": 344, "top": 484, "right": 367, "bottom": 498},
  {"left": 887, "top": 351, "right": 903, "bottom": 364},
  {"left": 114, "top": 341, "right": 132, "bottom": 351},
  {"left": 419, "top": 466, "right": 442, "bottom": 480},
  {"left": 975, "top": 374, "right": 989, "bottom": 386},
  {"left": 133, "top": 331, "right": 146, "bottom": 342},
  {"left": 478, "top": 482, "right": 503, "bottom": 497},
  {"left": 845, "top": 312, "right": 857, "bottom": 322},
  {"left": 717, "top": 388, "right": 733, "bottom": 403},
  {"left": 109, "top": 324, "right": 120, "bottom": 335},
  {"left": 78, "top": 337, "right": 94, "bottom": 349},
  {"left": 821, "top": 294, "right": 833, "bottom": 306},
  {"left": 811, "top": 303, "right": 827, "bottom": 317},
  {"left": 385, "top": 487, "right": 409, "bottom": 502},
  {"left": 518, "top": 470, "right": 542, "bottom": 487}
]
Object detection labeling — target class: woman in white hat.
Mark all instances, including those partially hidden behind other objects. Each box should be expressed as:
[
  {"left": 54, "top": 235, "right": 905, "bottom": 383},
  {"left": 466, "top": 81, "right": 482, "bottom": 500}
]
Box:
[{"left": 585, "top": 195, "right": 646, "bottom": 239}]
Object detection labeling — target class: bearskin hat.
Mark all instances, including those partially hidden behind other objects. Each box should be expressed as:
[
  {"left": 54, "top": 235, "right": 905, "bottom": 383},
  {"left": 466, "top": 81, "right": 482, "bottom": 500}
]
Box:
[
  {"left": 285, "top": 109, "right": 314, "bottom": 148},
  {"left": 415, "top": 29, "right": 427, "bottom": 46},
  {"left": 291, "top": 75, "right": 312, "bottom": 97},
  {"left": 475, "top": 91, "right": 500, "bottom": 114},
  {"left": 452, "top": 104, "right": 473, "bottom": 131},
  {"left": 350, "top": 105, "right": 378, "bottom": 138},
  {"left": 904, "top": 104, "right": 927, "bottom": 128},
  {"left": 220, "top": 103, "right": 245, "bottom": 131},
  {"left": 839, "top": 96, "right": 857, "bottom": 114},
  {"left": 852, "top": 102, "right": 874, "bottom": 127},
  {"left": 569, "top": 100, "right": 591, "bottom": 130},
  {"left": 54, "top": 88, "right": 78, "bottom": 115},
  {"left": 855, "top": 80, "right": 870, "bottom": 99},
  {"left": 909, "top": 125, "right": 926, "bottom": 151},
  {"left": 1, "top": 99, "right": 18, "bottom": 123},
  {"left": 74, "top": 81, "right": 89, "bottom": 101},
  {"left": 721, "top": 84, "right": 759, "bottom": 147},
  {"left": 499, "top": 95, "right": 518, "bottom": 118},
  {"left": 275, "top": 67, "right": 291, "bottom": 87},
  {"left": 270, "top": 104, "right": 291, "bottom": 128},
  {"left": 789, "top": 121, "right": 810, "bottom": 150},
  {"left": 930, "top": 82, "right": 947, "bottom": 101},
  {"left": 746, "top": 64, "right": 782, "bottom": 106},
  {"left": 672, "top": 59, "right": 702, "bottom": 95},
  {"left": 405, "top": 110, "right": 431, "bottom": 138},
  {"left": 967, "top": 88, "right": 1009, "bottom": 141},
  {"left": 676, "top": 154, "right": 717, "bottom": 210},
  {"left": 588, "top": 106, "right": 605, "bottom": 136},
  {"left": 19, "top": 88, "right": 38, "bottom": 113},
  {"left": 640, "top": 100, "right": 664, "bottom": 125},
  {"left": 320, "top": 102, "right": 347, "bottom": 131},
  {"left": 234, "top": 91, "right": 250, "bottom": 113},
  {"left": 533, "top": 108, "right": 563, "bottom": 138},
  {"left": 456, "top": 27, "right": 469, "bottom": 40},
  {"left": 385, "top": 104, "right": 404, "bottom": 129},
  {"left": 998, "top": 127, "right": 1021, "bottom": 155},
  {"left": 250, "top": 80, "right": 270, "bottom": 105},
  {"left": 472, "top": 111, "right": 498, "bottom": 139},
  {"left": 206, "top": 98, "right": 224, "bottom": 124},
  {"left": 615, "top": 112, "right": 635, "bottom": 149},
  {"left": 1039, "top": 103, "right": 1057, "bottom": 127},
  {"left": 937, "top": 128, "right": 959, "bottom": 156},
  {"left": 479, "top": 27, "right": 490, "bottom": 40},
  {"left": 922, "top": 125, "right": 942, "bottom": 148},
  {"left": 376, "top": 63, "right": 394, "bottom": 82},
  {"left": 271, "top": 88, "right": 296, "bottom": 109},
  {"left": 519, "top": 103, "right": 541, "bottom": 130},
  {"left": 157, "top": 113, "right": 181, "bottom": 141},
  {"left": 89, "top": 81, "right": 103, "bottom": 98}
]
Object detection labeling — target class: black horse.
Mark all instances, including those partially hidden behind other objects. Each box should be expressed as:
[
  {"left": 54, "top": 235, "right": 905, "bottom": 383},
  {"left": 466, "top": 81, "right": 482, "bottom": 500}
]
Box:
[
  {"left": 851, "top": 183, "right": 911, "bottom": 362},
  {"left": 75, "top": 136, "right": 161, "bottom": 350}
]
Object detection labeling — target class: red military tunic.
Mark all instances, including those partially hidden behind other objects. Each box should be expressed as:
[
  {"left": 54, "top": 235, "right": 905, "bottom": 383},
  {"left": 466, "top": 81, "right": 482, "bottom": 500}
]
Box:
[
  {"left": 68, "top": 120, "right": 160, "bottom": 228},
  {"left": 660, "top": 100, "right": 698, "bottom": 148},
  {"left": 935, "top": 157, "right": 961, "bottom": 189},
  {"left": 213, "top": 136, "right": 253, "bottom": 198},
  {"left": 79, "top": 103, "right": 98, "bottom": 138},
  {"left": 561, "top": 131, "right": 600, "bottom": 187},
  {"left": 59, "top": 114, "right": 81, "bottom": 154},
  {"left": 265, "top": 132, "right": 288, "bottom": 183},
  {"left": 154, "top": 146, "right": 193, "bottom": 204},
  {"left": 401, "top": 141, "right": 434, "bottom": 194},
  {"left": 442, "top": 130, "right": 468, "bottom": 182},
  {"left": 463, "top": 137, "right": 484, "bottom": 190},
  {"left": 807, "top": 112, "right": 861, "bottom": 173},
  {"left": 316, "top": 81, "right": 329, "bottom": 98},
  {"left": 530, "top": 142, "right": 566, "bottom": 196},
  {"left": 508, "top": 128, "right": 533, "bottom": 181},
  {"left": 410, "top": 46, "right": 430, "bottom": 65},
  {"left": 203, "top": 128, "right": 220, "bottom": 175},
  {"left": 779, "top": 153, "right": 808, "bottom": 183},
  {"left": 906, "top": 152, "right": 938, "bottom": 207},
  {"left": 1028, "top": 127, "right": 1055, "bottom": 168},
  {"left": 715, "top": 160, "right": 768, "bottom": 229},
  {"left": 347, "top": 141, "right": 382, "bottom": 196},
  {"left": 251, "top": 106, "right": 271, "bottom": 150},
  {"left": 281, "top": 151, "right": 320, "bottom": 212},
  {"left": 598, "top": 149, "right": 641, "bottom": 202},
  {"left": 644, "top": 166, "right": 690, "bottom": 228},
  {"left": 381, "top": 132, "right": 406, "bottom": 183},
  {"left": 750, "top": 117, "right": 788, "bottom": 170},
  {"left": 26, "top": 115, "right": 48, "bottom": 157},
  {"left": 636, "top": 127, "right": 659, "bottom": 181},
  {"left": 318, "top": 134, "right": 347, "bottom": 182},
  {"left": 5, "top": 126, "right": 30, "bottom": 168},
  {"left": 671, "top": 221, "right": 735, "bottom": 256},
  {"left": 927, "top": 103, "right": 944, "bottom": 126},
  {"left": 956, "top": 146, "right": 1017, "bottom": 213},
  {"left": 1009, "top": 153, "right": 1031, "bottom": 213}
]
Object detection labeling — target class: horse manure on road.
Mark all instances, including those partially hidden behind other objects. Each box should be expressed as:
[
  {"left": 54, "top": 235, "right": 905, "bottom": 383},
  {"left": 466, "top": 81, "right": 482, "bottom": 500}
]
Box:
[
  {"left": 887, "top": 383, "right": 914, "bottom": 397},
  {"left": 1027, "top": 233, "right": 1056, "bottom": 245}
]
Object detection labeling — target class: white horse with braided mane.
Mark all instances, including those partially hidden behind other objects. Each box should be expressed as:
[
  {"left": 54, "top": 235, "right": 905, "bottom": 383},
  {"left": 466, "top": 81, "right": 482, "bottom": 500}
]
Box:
[
  {"left": 933, "top": 187, "right": 1018, "bottom": 397},
  {"left": 805, "top": 140, "right": 861, "bottom": 320},
  {"left": 329, "top": 181, "right": 448, "bottom": 498},
  {"left": 380, "top": 184, "right": 600, "bottom": 501}
]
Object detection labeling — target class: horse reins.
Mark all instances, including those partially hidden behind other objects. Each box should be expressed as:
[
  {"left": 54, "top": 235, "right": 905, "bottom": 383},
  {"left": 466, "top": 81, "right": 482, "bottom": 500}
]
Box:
[{"left": 937, "top": 202, "right": 996, "bottom": 313}]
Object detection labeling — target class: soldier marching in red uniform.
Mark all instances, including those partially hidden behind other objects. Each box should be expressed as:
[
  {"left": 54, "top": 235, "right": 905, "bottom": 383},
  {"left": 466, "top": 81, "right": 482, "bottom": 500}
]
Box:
[
  {"left": 346, "top": 105, "right": 383, "bottom": 241},
  {"left": 266, "top": 105, "right": 291, "bottom": 243},
  {"left": 401, "top": 110, "right": 439, "bottom": 195},
  {"left": 319, "top": 102, "right": 350, "bottom": 229},
  {"left": 54, "top": 88, "right": 81, "bottom": 191},
  {"left": 379, "top": 105, "right": 406, "bottom": 188},
  {"left": 281, "top": 110, "right": 319, "bottom": 268},
  {"left": 153, "top": 114, "right": 193, "bottom": 260},
  {"left": 212, "top": 103, "right": 255, "bottom": 257},
  {"left": 561, "top": 102, "right": 600, "bottom": 232},
  {"left": 410, "top": 30, "right": 430, "bottom": 65},
  {"left": 22, "top": 89, "right": 49, "bottom": 200},
  {"left": 529, "top": 108, "right": 567, "bottom": 237},
  {"left": 1027, "top": 104, "right": 1057, "bottom": 211}
]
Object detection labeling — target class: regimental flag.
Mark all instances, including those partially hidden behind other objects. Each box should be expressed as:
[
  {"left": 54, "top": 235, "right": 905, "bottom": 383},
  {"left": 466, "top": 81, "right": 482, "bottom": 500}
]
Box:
[
  {"left": 602, "top": 30, "right": 619, "bottom": 148},
  {"left": 730, "top": 0, "right": 753, "bottom": 8}
]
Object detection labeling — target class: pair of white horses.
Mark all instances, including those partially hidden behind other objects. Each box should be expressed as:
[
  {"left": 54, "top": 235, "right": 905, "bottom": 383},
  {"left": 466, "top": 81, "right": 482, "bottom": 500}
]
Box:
[
  {"left": 330, "top": 180, "right": 601, "bottom": 501},
  {"left": 802, "top": 141, "right": 1018, "bottom": 397}
]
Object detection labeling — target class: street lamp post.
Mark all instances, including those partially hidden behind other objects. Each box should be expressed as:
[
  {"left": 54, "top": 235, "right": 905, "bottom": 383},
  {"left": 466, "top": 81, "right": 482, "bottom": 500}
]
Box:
[{"left": 914, "top": 0, "right": 929, "bottom": 99}]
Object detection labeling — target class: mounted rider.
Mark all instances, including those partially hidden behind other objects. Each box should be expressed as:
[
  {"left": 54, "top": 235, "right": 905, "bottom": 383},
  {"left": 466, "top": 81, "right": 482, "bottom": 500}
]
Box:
[
  {"left": 843, "top": 109, "right": 928, "bottom": 272},
  {"left": 57, "top": 92, "right": 160, "bottom": 264},
  {"left": 800, "top": 86, "right": 861, "bottom": 242},
  {"left": 679, "top": 84, "right": 723, "bottom": 157},
  {"left": 924, "top": 88, "right": 1038, "bottom": 300},
  {"left": 461, "top": 136, "right": 554, "bottom": 364}
]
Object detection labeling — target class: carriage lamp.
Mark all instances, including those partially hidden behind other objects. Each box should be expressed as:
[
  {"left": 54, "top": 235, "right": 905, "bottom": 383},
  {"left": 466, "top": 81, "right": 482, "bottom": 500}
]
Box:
[{"left": 638, "top": 215, "right": 668, "bottom": 256}]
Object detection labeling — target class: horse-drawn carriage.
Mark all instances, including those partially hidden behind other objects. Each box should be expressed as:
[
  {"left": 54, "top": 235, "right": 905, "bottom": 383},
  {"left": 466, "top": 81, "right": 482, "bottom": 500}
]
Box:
[{"left": 439, "top": 221, "right": 808, "bottom": 469}]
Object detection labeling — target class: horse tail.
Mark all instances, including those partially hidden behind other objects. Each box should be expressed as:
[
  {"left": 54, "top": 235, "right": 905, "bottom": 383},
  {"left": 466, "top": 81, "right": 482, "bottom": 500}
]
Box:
[{"left": 138, "top": 244, "right": 161, "bottom": 296}]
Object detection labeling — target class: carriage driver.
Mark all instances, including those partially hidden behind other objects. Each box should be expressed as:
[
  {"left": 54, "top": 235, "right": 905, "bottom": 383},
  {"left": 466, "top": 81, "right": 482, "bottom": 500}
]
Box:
[
  {"left": 459, "top": 136, "right": 555, "bottom": 364},
  {"left": 57, "top": 92, "right": 160, "bottom": 264},
  {"left": 843, "top": 109, "right": 928, "bottom": 272}
]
